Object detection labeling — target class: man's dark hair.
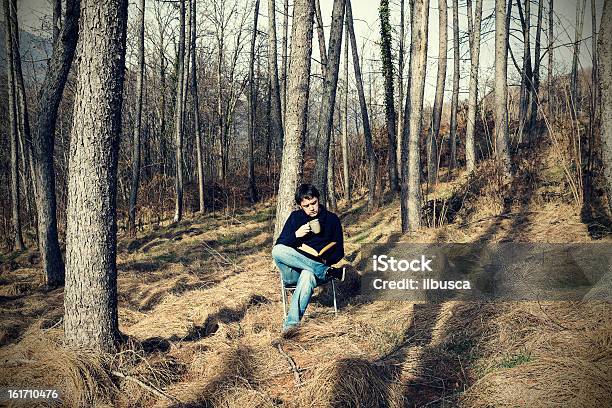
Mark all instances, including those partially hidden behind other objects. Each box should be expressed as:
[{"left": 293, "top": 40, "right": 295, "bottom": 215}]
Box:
[{"left": 295, "top": 184, "right": 320, "bottom": 204}]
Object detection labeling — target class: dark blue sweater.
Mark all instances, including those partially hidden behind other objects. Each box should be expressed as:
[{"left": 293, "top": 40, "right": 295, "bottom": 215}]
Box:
[{"left": 275, "top": 205, "right": 344, "bottom": 266}]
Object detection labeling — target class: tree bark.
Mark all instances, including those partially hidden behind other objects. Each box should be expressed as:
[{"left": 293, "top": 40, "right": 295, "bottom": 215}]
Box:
[
  {"left": 3, "top": 0, "right": 25, "bottom": 251},
  {"left": 248, "top": 0, "right": 261, "bottom": 203},
  {"left": 402, "top": 0, "right": 429, "bottom": 232},
  {"left": 280, "top": 0, "right": 289, "bottom": 120},
  {"left": 313, "top": 0, "right": 346, "bottom": 205},
  {"left": 427, "top": 0, "right": 447, "bottom": 186},
  {"left": 547, "top": 0, "right": 553, "bottom": 118},
  {"left": 269, "top": 0, "right": 285, "bottom": 157},
  {"left": 273, "top": 0, "right": 314, "bottom": 241},
  {"left": 64, "top": 0, "right": 128, "bottom": 353},
  {"left": 465, "top": 0, "right": 483, "bottom": 173},
  {"left": 346, "top": 0, "right": 377, "bottom": 210},
  {"left": 570, "top": 0, "right": 587, "bottom": 117},
  {"left": 379, "top": 0, "right": 399, "bottom": 192},
  {"left": 342, "top": 17, "right": 350, "bottom": 202},
  {"left": 9, "top": 0, "right": 37, "bottom": 231},
  {"left": 173, "top": 0, "right": 186, "bottom": 223},
  {"left": 396, "top": 0, "right": 405, "bottom": 178},
  {"left": 314, "top": 0, "right": 328, "bottom": 68},
  {"left": 191, "top": 0, "right": 205, "bottom": 212},
  {"left": 53, "top": 0, "right": 61, "bottom": 45},
  {"left": 31, "top": 0, "right": 80, "bottom": 287},
  {"left": 449, "top": 0, "right": 459, "bottom": 171},
  {"left": 598, "top": 0, "right": 612, "bottom": 214},
  {"left": 128, "top": 0, "right": 145, "bottom": 235},
  {"left": 494, "top": 0, "right": 511, "bottom": 175},
  {"left": 529, "top": 0, "right": 543, "bottom": 134},
  {"left": 517, "top": 0, "right": 533, "bottom": 142}
]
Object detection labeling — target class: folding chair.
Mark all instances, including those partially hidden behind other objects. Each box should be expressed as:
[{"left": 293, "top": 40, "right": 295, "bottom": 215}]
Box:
[{"left": 280, "top": 270, "right": 340, "bottom": 318}]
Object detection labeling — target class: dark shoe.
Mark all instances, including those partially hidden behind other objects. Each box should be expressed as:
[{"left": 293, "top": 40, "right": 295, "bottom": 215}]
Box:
[
  {"left": 281, "top": 325, "right": 299, "bottom": 339},
  {"left": 327, "top": 267, "right": 345, "bottom": 282}
]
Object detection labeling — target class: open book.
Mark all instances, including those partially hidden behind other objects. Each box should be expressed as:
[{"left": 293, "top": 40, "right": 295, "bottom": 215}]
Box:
[{"left": 298, "top": 241, "right": 337, "bottom": 258}]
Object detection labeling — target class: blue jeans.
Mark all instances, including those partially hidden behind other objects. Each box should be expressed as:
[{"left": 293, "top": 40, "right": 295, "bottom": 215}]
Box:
[{"left": 272, "top": 244, "right": 330, "bottom": 330}]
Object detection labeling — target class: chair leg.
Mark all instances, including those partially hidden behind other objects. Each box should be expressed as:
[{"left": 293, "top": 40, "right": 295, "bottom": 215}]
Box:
[
  {"left": 280, "top": 273, "right": 288, "bottom": 319},
  {"left": 332, "top": 278, "right": 338, "bottom": 316}
]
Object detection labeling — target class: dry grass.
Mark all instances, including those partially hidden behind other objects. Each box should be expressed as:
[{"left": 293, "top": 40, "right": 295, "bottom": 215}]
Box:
[{"left": 1, "top": 130, "right": 611, "bottom": 407}]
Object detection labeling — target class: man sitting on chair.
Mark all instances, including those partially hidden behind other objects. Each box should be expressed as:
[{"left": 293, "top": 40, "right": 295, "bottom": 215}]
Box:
[{"left": 272, "top": 184, "right": 345, "bottom": 334}]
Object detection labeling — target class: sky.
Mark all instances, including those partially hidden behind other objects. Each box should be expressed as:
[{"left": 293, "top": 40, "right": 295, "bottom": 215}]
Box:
[{"left": 4, "top": 0, "right": 604, "bottom": 105}]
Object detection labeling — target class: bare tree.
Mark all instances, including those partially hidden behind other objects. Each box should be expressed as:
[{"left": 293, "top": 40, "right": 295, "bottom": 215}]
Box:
[
  {"left": 402, "top": 0, "right": 429, "bottom": 232},
  {"left": 529, "top": 0, "right": 544, "bottom": 134},
  {"left": 570, "top": 0, "right": 587, "bottom": 116},
  {"left": 280, "top": 0, "right": 289, "bottom": 119},
  {"left": 128, "top": 0, "right": 146, "bottom": 235},
  {"left": 547, "top": 0, "right": 554, "bottom": 117},
  {"left": 427, "top": 0, "right": 447, "bottom": 186},
  {"left": 379, "top": 0, "right": 399, "bottom": 192},
  {"left": 191, "top": 0, "right": 205, "bottom": 212},
  {"left": 269, "top": 0, "right": 284, "bottom": 154},
  {"left": 465, "top": 0, "right": 483, "bottom": 173},
  {"left": 449, "top": 0, "right": 459, "bottom": 171},
  {"left": 173, "top": 0, "right": 186, "bottom": 222},
  {"left": 494, "top": 0, "right": 511, "bottom": 175},
  {"left": 52, "top": 0, "right": 61, "bottom": 45},
  {"left": 313, "top": 0, "right": 346, "bottom": 205},
  {"left": 3, "top": 0, "right": 24, "bottom": 250},
  {"left": 248, "top": 0, "right": 261, "bottom": 203},
  {"left": 341, "top": 17, "right": 350, "bottom": 202},
  {"left": 31, "top": 0, "right": 80, "bottom": 287},
  {"left": 517, "top": 0, "right": 533, "bottom": 142},
  {"left": 347, "top": 0, "right": 377, "bottom": 210},
  {"left": 396, "top": 0, "right": 406, "bottom": 178},
  {"left": 273, "top": 0, "right": 314, "bottom": 241},
  {"left": 64, "top": 0, "right": 128, "bottom": 352},
  {"left": 598, "top": 0, "right": 612, "bottom": 213}
]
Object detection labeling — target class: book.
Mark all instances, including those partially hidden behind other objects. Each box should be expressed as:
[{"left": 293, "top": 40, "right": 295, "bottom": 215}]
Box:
[{"left": 298, "top": 241, "right": 337, "bottom": 258}]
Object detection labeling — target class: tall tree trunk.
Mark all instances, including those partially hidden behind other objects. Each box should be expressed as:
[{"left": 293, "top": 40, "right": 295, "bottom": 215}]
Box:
[
  {"left": 465, "top": 0, "right": 483, "bottom": 173},
  {"left": 427, "top": 0, "right": 447, "bottom": 186},
  {"left": 53, "top": 0, "right": 61, "bottom": 45},
  {"left": 313, "top": 0, "right": 346, "bottom": 205},
  {"left": 327, "top": 124, "right": 337, "bottom": 211},
  {"left": 449, "top": 0, "right": 459, "bottom": 171},
  {"left": 3, "top": 0, "right": 24, "bottom": 250},
  {"left": 64, "top": 0, "right": 128, "bottom": 353},
  {"left": 32, "top": 0, "right": 79, "bottom": 287},
  {"left": 402, "top": 0, "right": 429, "bottom": 232},
  {"left": 495, "top": 0, "right": 511, "bottom": 175},
  {"left": 346, "top": 0, "right": 377, "bottom": 210},
  {"left": 314, "top": 0, "right": 328, "bottom": 68},
  {"left": 396, "top": 0, "right": 405, "bottom": 178},
  {"left": 280, "top": 0, "right": 289, "bottom": 121},
  {"left": 517, "top": 0, "right": 533, "bottom": 142},
  {"left": 128, "top": 0, "right": 145, "bottom": 235},
  {"left": 547, "top": 0, "right": 554, "bottom": 118},
  {"left": 248, "top": 0, "right": 261, "bottom": 203},
  {"left": 269, "top": 0, "right": 285, "bottom": 158},
  {"left": 529, "top": 0, "right": 543, "bottom": 134},
  {"left": 570, "top": 0, "right": 587, "bottom": 117},
  {"left": 598, "top": 0, "right": 612, "bottom": 214},
  {"left": 273, "top": 0, "right": 314, "bottom": 241},
  {"left": 10, "top": 0, "right": 37, "bottom": 224},
  {"left": 379, "top": 0, "right": 399, "bottom": 192},
  {"left": 342, "top": 18, "right": 350, "bottom": 202},
  {"left": 191, "top": 0, "right": 205, "bottom": 212},
  {"left": 173, "top": 0, "right": 186, "bottom": 223}
]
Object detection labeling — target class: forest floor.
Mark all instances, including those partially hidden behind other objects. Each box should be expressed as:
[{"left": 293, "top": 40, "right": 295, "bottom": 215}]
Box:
[{"left": 1, "top": 135, "right": 611, "bottom": 407}]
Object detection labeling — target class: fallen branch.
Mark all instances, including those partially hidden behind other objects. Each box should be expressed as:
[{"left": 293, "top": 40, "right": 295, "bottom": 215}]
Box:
[
  {"left": 275, "top": 343, "right": 301, "bottom": 387},
  {"left": 110, "top": 370, "right": 179, "bottom": 403}
]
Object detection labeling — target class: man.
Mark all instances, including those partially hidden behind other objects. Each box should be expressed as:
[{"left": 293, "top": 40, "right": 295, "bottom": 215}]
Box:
[{"left": 272, "top": 184, "right": 345, "bottom": 334}]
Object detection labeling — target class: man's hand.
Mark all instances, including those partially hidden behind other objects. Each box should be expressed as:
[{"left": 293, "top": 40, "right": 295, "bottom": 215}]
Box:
[{"left": 295, "top": 223, "right": 311, "bottom": 238}]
